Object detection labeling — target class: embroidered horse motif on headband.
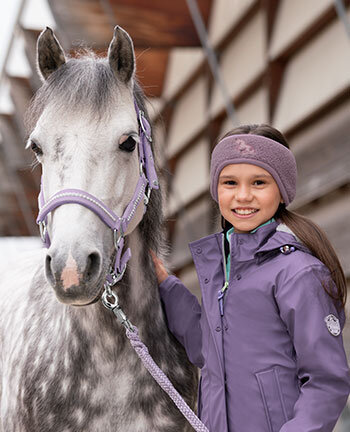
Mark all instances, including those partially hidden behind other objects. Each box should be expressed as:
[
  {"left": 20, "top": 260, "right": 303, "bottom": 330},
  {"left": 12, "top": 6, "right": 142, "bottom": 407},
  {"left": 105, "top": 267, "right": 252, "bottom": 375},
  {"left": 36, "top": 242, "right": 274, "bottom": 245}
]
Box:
[{"left": 235, "top": 138, "right": 255, "bottom": 156}]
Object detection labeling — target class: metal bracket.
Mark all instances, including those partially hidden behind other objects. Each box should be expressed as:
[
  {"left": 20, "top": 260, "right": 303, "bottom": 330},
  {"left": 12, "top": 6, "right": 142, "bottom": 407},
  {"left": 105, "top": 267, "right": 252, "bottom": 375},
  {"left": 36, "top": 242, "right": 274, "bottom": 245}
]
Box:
[
  {"left": 144, "top": 185, "right": 151, "bottom": 205},
  {"left": 138, "top": 110, "right": 152, "bottom": 142},
  {"left": 39, "top": 220, "right": 47, "bottom": 243},
  {"left": 113, "top": 227, "right": 124, "bottom": 250}
]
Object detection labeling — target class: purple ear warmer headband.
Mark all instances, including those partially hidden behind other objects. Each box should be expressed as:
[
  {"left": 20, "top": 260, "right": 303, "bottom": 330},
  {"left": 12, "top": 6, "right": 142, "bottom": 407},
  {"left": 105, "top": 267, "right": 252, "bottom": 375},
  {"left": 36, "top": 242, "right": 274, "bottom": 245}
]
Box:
[{"left": 210, "top": 134, "right": 297, "bottom": 207}]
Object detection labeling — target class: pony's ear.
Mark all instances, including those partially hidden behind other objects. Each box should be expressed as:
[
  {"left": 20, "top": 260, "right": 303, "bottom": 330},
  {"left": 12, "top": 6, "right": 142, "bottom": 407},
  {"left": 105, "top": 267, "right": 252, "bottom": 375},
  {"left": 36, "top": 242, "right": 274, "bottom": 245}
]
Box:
[
  {"left": 37, "top": 27, "right": 66, "bottom": 82},
  {"left": 108, "top": 26, "right": 135, "bottom": 84}
]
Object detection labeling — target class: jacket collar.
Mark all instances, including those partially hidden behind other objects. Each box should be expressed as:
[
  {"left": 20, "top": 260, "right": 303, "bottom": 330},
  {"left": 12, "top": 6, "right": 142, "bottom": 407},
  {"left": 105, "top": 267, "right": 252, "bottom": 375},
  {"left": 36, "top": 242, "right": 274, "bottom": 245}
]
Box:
[
  {"left": 225, "top": 220, "right": 310, "bottom": 262},
  {"left": 256, "top": 222, "right": 310, "bottom": 254}
]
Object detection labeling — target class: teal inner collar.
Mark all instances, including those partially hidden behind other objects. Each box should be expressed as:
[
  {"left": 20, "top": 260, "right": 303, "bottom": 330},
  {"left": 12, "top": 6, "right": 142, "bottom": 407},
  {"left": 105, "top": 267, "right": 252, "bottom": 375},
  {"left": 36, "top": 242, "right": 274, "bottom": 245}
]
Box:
[
  {"left": 225, "top": 218, "right": 275, "bottom": 281},
  {"left": 226, "top": 217, "right": 275, "bottom": 241}
]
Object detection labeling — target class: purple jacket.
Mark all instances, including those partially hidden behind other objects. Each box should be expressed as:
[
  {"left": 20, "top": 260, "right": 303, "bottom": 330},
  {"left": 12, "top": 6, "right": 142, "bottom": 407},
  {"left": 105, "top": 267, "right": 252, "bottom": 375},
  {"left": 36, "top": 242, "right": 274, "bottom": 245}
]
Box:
[{"left": 159, "top": 221, "right": 350, "bottom": 432}]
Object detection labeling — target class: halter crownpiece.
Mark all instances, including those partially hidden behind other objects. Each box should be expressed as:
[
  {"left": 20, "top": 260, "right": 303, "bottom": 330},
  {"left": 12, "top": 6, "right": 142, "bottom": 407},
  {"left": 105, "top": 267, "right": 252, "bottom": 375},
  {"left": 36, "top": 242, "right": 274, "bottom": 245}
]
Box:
[
  {"left": 210, "top": 134, "right": 297, "bottom": 206},
  {"left": 36, "top": 101, "right": 159, "bottom": 288}
]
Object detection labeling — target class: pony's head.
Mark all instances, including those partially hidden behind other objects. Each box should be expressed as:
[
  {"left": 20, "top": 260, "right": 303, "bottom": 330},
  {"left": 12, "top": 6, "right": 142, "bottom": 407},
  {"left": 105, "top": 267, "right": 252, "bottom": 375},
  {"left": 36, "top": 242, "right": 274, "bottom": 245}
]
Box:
[{"left": 27, "top": 27, "right": 159, "bottom": 305}]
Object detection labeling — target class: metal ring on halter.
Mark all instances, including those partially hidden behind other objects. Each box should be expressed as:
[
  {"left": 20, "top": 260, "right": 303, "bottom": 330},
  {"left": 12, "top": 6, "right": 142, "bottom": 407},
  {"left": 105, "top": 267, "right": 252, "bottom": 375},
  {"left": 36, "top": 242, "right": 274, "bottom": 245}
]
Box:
[
  {"left": 39, "top": 221, "right": 47, "bottom": 243},
  {"left": 101, "top": 288, "right": 119, "bottom": 309},
  {"left": 138, "top": 110, "right": 152, "bottom": 142}
]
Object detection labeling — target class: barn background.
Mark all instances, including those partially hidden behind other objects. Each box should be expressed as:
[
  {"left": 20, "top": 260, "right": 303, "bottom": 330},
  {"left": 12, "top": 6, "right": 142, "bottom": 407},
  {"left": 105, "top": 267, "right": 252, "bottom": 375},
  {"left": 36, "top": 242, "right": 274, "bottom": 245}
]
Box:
[{"left": 0, "top": 0, "right": 349, "bottom": 428}]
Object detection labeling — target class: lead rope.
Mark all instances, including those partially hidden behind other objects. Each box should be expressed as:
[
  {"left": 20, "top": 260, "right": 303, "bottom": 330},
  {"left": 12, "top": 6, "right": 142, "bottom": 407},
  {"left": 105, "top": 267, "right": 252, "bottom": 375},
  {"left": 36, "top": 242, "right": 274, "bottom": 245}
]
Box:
[{"left": 101, "top": 290, "right": 209, "bottom": 432}]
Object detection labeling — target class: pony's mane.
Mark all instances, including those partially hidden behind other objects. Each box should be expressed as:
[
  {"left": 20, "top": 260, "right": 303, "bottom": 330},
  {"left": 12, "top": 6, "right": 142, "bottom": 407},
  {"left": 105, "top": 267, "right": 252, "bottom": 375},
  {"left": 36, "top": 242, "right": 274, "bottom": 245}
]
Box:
[{"left": 26, "top": 52, "right": 164, "bottom": 254}]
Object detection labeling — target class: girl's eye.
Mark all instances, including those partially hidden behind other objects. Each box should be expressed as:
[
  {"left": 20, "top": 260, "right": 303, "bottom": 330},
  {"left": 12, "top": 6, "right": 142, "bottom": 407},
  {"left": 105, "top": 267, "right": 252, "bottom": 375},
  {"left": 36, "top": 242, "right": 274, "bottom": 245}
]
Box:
[
  {"left": 254, "top": 180, "right": 265, "bottom": 185},
  {"left": 30, "top": 141, "right": 43, "bottom": 156},
  {"left": 224, "top": 181, "right": 236, "bottom": 185},
  {"left": 119, "top": 135, "right": 137, "bottom": 152}
]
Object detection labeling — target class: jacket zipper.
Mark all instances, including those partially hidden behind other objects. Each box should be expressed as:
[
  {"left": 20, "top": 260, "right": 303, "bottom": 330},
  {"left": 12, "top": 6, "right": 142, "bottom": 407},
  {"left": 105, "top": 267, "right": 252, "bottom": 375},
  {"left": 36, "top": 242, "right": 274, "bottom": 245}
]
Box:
[{"left": 218, "top": 234, "right": 229, "bottom": 316}]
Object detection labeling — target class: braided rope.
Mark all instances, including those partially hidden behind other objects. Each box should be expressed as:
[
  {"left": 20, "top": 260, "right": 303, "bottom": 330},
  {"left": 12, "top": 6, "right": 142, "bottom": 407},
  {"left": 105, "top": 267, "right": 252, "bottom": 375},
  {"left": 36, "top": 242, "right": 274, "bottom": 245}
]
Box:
[{"left": 126, "top": 327, "right": 209, "bottom": 432}]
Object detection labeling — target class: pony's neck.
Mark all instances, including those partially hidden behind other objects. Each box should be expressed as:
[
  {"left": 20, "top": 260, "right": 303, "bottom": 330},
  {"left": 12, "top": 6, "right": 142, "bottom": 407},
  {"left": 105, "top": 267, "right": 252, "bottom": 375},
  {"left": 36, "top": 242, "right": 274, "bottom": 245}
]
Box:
[
  {"left": 126, "top": 227, "right": 149, "bottom": 303},
  {"left": 117, "top": 226, "right": 160, "bottom": 328}
]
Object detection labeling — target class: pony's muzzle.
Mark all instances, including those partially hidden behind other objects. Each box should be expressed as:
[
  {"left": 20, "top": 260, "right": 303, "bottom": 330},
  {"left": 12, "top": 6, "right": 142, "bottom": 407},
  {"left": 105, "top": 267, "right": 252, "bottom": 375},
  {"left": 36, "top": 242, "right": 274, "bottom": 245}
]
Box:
[{"left": 45, "top": 248, "right": 103, "bottom": 304}]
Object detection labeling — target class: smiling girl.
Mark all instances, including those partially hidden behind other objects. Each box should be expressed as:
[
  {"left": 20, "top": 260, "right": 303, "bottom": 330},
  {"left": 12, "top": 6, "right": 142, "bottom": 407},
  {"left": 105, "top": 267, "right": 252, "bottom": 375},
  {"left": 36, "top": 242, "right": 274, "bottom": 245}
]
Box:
[{"left": 152, "top": 124, "right": 350, "bottom": 432}]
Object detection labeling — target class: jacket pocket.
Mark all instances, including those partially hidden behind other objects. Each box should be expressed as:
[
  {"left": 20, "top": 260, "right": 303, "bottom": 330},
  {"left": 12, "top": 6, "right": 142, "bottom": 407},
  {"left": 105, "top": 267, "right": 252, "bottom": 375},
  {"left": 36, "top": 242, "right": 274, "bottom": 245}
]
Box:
[{"left": 255, "top": 367, "right": 288, "bottom": 432}]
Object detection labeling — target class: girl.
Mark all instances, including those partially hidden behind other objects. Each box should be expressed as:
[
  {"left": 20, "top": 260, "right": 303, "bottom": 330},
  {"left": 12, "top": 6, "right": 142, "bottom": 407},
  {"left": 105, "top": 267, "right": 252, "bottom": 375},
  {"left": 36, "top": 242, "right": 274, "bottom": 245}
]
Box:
[{"left": 152, "top": 124, "right": 350, "bottom": 432}]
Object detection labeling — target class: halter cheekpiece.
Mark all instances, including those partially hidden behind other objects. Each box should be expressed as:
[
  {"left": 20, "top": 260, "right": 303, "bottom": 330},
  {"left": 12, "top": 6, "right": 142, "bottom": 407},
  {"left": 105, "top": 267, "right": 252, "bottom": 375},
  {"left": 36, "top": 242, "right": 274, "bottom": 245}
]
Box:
[{"left": 36, "top": 101, "right": 159, "bottom": 295}]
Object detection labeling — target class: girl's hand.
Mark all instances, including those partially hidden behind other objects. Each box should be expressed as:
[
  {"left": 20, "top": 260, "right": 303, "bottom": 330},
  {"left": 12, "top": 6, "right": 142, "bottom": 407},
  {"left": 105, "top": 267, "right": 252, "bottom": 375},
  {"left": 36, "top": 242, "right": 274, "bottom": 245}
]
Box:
[{"left": 150, "top": 250, "right": 169, "bottom": 284}]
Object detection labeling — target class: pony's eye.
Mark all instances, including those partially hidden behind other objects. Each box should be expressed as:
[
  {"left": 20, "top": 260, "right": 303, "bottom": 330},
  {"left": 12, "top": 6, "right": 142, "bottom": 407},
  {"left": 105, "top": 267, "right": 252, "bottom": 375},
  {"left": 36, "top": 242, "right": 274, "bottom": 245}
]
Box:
[
  {"left": 119, "top": 135, "right": 137, "bottom": 153},
  {"left": 30, "top": 141, "right": 43, "bottom": 156}
]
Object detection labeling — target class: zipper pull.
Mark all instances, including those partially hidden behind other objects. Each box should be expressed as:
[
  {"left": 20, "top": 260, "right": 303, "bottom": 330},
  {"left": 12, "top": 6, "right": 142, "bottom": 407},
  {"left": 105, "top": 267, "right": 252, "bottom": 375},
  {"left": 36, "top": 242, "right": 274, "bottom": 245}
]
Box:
[{"left": 221, "top": 281, "right": 229, "bottom": 293}]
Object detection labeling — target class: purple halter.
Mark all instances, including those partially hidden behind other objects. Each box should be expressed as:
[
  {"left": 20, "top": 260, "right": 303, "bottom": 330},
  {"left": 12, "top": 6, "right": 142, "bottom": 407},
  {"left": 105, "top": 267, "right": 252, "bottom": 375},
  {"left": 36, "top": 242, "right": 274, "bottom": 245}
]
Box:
[{"left": 36, "top": 102, "right": 159, "bottom": 287}]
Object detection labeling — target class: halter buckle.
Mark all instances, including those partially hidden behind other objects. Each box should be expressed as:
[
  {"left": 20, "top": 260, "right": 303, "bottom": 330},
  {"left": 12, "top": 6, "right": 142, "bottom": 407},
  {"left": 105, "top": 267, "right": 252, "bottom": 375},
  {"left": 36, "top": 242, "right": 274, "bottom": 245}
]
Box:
[
  {"left": 138, "top": 110, "right": 152, "bottom": 142},
  {"left": 108, "top": 263, "right": 127, "bottom": 286}
]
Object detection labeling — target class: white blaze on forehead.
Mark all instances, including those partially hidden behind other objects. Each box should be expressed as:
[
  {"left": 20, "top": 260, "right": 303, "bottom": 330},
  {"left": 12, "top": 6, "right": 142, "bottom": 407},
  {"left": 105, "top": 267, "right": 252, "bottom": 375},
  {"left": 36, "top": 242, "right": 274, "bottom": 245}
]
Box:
[{"left": 61, "top": 252, "right": 80, "bottom": 289}]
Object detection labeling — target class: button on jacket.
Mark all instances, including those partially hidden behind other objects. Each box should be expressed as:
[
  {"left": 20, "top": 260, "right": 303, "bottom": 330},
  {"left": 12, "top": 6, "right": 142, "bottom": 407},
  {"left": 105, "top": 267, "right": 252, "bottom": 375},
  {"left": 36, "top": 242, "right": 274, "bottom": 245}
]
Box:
[{"left": 159, "top": 221, "right": 350, "bottom": 432}]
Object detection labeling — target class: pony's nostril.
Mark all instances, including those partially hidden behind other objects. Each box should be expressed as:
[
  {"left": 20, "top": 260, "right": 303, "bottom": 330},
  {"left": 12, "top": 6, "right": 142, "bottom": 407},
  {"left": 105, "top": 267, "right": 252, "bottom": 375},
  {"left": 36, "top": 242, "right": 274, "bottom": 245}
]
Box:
[
  {"left": 84, "top": 252, "right": 101, "bottom": 282},
  {"left": 45, "top": 254, "right": 55, "bottom": 285}
]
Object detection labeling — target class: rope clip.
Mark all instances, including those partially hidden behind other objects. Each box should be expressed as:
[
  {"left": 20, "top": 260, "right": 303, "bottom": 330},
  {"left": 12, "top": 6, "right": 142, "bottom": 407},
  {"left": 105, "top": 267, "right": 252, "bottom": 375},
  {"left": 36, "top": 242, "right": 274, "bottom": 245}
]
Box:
[{"left": 101, "top": 289, "right": 134, "bottom": 332}]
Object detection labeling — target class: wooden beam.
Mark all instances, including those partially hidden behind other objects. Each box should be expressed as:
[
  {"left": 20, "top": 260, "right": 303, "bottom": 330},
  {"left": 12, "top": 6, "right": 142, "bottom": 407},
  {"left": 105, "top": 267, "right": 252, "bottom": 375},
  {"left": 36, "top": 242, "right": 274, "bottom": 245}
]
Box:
[{"left": 48, "top": 0, "right": 213, "bottom": 48}]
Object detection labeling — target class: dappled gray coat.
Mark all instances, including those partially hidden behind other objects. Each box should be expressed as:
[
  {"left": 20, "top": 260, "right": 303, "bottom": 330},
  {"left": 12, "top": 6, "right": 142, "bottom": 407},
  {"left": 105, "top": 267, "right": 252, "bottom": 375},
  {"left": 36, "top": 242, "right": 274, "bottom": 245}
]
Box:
[{"left": 159, "top": 221, "right": 350, "bottom": 432}]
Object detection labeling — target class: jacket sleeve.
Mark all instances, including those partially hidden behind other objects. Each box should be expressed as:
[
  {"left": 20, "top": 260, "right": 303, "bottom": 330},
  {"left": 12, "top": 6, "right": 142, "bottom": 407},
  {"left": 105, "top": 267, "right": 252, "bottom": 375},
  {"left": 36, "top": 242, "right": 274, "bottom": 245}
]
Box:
[
  {"left": 275, "top": 264, "right": 350, "bottom": 432},
  {"left": 159, "top": 275, "right": 204, "bottom": 368}
]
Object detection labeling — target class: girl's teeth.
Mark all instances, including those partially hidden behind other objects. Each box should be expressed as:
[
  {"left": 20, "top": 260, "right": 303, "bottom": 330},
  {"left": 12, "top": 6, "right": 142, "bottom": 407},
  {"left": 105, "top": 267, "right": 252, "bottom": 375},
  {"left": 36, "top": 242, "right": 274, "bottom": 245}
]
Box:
[{"left": 234, "top": 209, "right": 258, "bottom": 215}]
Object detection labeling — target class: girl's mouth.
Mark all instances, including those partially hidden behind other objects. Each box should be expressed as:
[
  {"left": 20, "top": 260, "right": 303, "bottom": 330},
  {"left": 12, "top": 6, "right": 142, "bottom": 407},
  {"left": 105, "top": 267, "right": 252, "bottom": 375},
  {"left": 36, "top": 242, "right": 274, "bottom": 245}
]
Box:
[{"left": 232, "top": 209, "right": 259, "bottom": 218}]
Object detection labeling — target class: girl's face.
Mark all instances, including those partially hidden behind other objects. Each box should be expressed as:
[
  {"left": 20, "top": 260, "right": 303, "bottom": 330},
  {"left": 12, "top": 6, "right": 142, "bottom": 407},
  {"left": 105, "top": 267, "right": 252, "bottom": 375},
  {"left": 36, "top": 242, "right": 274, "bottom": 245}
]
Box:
[{"left": 217, "top": 163, "right": 283, "bottom": 234}]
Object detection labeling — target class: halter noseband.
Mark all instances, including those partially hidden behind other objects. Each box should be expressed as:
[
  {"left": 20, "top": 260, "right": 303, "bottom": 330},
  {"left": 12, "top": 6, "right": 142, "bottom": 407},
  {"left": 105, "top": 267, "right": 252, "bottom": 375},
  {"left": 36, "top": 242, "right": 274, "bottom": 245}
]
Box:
[{"left": 36, "top": 101, "right": 159, "bottom": 290}]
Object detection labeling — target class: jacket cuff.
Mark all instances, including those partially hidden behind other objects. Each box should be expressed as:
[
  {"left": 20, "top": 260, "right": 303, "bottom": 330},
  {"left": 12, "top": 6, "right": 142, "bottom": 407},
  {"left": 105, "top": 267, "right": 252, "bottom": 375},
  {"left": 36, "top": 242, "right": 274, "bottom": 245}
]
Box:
[{"left": 159, "top": 274, "right": 180, "bottom": 292}]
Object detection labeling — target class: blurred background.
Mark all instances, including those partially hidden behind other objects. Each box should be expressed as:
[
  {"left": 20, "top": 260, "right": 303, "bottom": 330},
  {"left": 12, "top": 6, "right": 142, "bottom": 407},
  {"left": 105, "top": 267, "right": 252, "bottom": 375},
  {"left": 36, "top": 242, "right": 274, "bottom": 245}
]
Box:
[{"left": 0, "top": 0, "right": 349, "bottom": 428}]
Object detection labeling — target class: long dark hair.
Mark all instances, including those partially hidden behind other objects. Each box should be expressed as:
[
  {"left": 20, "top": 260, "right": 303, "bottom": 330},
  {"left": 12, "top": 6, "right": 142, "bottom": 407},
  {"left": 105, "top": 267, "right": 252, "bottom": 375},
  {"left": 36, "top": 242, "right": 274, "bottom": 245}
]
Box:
[{"left": 219, "top": 124, "right": 347, "bottom": 312}]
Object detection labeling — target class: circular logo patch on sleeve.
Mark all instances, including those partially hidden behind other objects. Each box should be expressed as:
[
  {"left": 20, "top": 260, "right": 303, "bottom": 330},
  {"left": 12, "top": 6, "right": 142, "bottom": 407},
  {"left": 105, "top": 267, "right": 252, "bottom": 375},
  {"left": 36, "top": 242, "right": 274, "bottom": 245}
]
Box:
[{"left": 324, "top": 314, "right": 341, "bottom": 336}]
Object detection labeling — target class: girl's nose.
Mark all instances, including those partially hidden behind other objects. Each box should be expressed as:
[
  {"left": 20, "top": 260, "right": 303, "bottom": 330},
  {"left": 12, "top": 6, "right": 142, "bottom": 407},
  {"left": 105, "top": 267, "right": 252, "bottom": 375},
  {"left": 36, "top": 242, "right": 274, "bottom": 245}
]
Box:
[{"left": 236, "top": 184, "right": 253, "bottom": 201}]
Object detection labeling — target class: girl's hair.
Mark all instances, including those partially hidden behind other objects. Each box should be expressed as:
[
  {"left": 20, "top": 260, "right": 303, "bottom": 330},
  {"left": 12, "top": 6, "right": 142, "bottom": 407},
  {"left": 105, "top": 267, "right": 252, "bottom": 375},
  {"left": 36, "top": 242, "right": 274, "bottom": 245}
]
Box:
[{"left": 219, "top": 124, "right": 347, "bottom": 311}]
